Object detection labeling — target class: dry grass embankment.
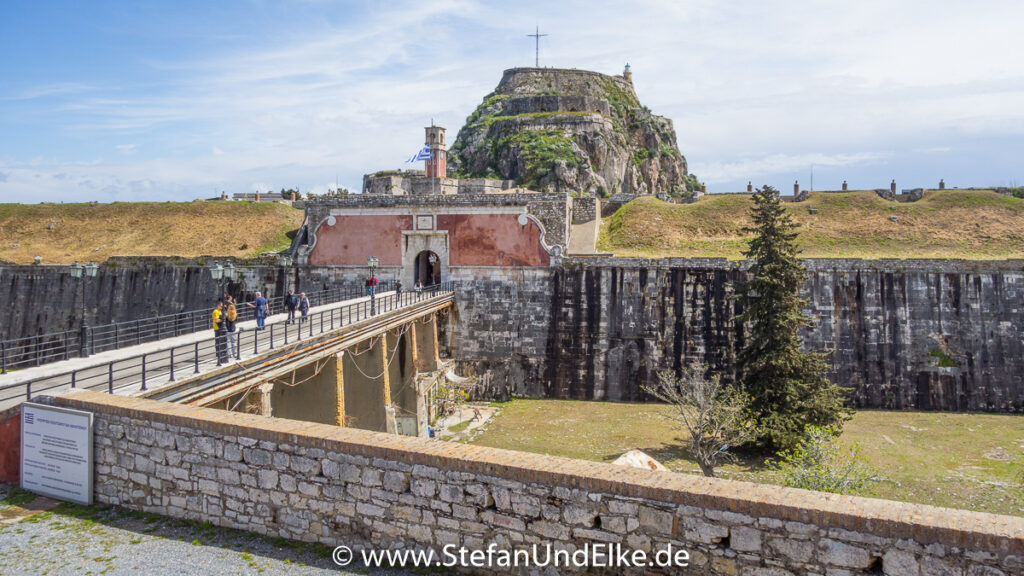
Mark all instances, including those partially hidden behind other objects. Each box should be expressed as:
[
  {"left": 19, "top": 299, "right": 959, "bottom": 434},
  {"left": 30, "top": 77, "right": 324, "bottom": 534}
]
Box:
[
  {"left": 469, "top": 398, "right": 1024, "bottom": 517},
  {"left": 0, "top": 201, "right": 304, "bottom": 264},
  {"left": 599, "top": 190, "right": 1024, "bottom": 259}
]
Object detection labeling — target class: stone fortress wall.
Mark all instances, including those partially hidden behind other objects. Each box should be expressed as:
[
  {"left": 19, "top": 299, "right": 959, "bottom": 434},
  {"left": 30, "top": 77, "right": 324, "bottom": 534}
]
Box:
[
  {"left": 451, "top": 258, "right": 1024, "bottom": 412},
  {"left": 46, "top": 391, "right": 1024, "bottom": 576},
  {"left": 496, "top": 94, "right": 611, "bottom": 117},
  {"left": 3, "top": 255, "right": 1024, "bottom": 412},
  {"left": 496, "top": 67, "right": 637, "bottom": 100},
  {"left": 362, "top": 170, "right": 519, "bottom": 196},
  {"left": 301, "top": 193, "right": 571, "bottom": 254}
]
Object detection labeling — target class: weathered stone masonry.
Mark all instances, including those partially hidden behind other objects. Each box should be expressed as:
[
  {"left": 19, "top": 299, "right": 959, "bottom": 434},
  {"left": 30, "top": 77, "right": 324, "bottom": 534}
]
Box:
[
  {"left": 453, "top": 258, "right": 1024, "bottom": 412},
  {"left": 50, "top": 391, "right": 1024, "bottom": 575},
  {"left": 5, "top": 256, "right": 1024, "bottom": 412}
]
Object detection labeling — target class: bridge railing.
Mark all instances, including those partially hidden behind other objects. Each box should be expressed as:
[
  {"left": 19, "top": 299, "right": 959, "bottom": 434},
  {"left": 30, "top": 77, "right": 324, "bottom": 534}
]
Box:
[
  {"left": 0, "top": 281, "right": 454, "bottom": 407},
  {"left": 0, "top": 281, "right": 397, "bottom": 374}
]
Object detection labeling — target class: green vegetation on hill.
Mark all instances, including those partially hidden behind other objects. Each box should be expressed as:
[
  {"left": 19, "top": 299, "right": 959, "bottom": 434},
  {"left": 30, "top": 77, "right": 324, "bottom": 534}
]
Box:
[
  {"left": 599, "top": 190, "right": 1024, "bottom": 259},
  {"left": 0, "top": 201, "right": 303, "bottom": 264}
]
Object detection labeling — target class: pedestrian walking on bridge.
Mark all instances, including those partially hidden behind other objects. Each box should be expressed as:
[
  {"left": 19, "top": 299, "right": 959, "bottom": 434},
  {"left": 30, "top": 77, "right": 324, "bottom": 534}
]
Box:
[
  {"left": 284, "top": 289, "right": 297, "bottom": 324},
  {"left": 298, "top": 292, "right": 310, "bottom": 321},
  {"left": 247, "top": 291, "right": 268, "bottom": 330}
]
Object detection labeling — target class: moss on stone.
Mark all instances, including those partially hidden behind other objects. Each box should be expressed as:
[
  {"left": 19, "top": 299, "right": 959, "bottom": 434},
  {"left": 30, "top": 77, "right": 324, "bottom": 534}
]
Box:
[
  {"left": 929, "top": 349, "right": 961, "bottom": 368},
  {"left": 497, "top": 129, "right": 583, "bottom": 190}
]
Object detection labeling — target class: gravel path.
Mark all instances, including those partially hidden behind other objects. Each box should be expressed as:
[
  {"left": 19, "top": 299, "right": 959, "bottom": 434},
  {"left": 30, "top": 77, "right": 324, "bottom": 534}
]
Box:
[{"left": 0, "top": 485, "right": 429, "bottom": 576}]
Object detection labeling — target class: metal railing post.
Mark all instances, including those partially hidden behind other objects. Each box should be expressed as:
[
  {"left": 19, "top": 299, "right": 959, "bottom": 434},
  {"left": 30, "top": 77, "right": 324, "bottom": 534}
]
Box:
[
  {"left": 64, "top": 331, "right": 70, "bottom": 361},
  {"left": 194, "top": 342, "right": 200, "bottom": 373},
  {"left": 71, "top": 370, "right": 76, "bottom": 388},
  {"left": 1, "top": 341, "right": 6, "bottom": 374},
  {"left": 108, "top": 362, "right": 114, "bottom": 394},
  {"left": 141, "top": 354, "right": 147, "bottom": 391},
  {"left": 169, "top": 348, "right": 176, "bottom": 382}
]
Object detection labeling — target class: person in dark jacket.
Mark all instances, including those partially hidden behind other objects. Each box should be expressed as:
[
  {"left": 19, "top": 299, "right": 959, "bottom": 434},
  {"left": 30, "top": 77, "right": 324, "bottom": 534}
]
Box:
[{"left": 284, "top": 289, "right": 298, "bottom": 324}]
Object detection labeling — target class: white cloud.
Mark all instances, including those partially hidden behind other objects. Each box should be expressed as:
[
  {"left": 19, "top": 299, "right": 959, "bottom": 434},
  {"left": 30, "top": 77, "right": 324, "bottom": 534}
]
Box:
[
  {"left": 698, "top": 152, "right": 891, "bottom": 185},
  {"left": 2, "top": 0, "right": 1023, "bottom": 199}
]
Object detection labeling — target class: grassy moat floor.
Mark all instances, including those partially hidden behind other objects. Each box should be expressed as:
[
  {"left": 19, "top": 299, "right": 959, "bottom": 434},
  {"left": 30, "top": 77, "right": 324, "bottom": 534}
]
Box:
[{"left": 465, "top": 399, "right": 1024, "bottom": 517}]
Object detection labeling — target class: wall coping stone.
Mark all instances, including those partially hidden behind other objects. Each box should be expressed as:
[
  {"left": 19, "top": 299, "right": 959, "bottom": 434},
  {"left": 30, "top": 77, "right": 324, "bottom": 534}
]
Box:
[
  {"left": 561, "top": 257, "right": 1024, "bottom": 273},
  {"left": 49, "top": 390, "right": 1024, "bottom": 555}
]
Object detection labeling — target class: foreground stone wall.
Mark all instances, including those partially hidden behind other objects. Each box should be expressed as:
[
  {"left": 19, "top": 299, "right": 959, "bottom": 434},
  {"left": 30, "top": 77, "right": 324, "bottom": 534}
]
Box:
[
  {"left": 453, "top": 259, "right": 1024, "bottom": 411},
  {"left": 50, "top": 391, "right": 1023, "bottom": 575}
]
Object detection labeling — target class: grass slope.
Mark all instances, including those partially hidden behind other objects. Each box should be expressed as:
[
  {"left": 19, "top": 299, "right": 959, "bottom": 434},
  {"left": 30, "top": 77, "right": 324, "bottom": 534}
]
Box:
[
  {"left": 0, "top": 201, "right": 303, "bottom": 264},
  {"left": 469, "top": 399, "right": 1024, "bottom": 516},
  {"left": 599, "top": 190, "right": 1024, "bottom": 259}
]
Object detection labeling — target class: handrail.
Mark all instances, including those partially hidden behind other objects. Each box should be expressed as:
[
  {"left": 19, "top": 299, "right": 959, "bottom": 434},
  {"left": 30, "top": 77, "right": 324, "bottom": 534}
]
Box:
[
  {"left": 0, "top": 280, "right": 396, "bottom": 373},
  {"left": 0, "top": 282, "right": 455, "bottom": 407}
]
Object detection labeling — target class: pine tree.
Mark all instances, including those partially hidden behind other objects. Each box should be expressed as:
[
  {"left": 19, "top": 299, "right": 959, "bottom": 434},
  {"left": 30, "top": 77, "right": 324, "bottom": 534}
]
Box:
[{"left": 735, "top": 185, "right": 850, "bottom": 450}]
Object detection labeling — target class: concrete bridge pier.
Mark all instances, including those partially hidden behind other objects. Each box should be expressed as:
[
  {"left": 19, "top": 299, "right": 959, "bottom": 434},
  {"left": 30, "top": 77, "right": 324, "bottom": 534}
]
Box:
[
  {"left": 269, "top": 357, "right": 340, "bottom": 424},
  {"left": 341, "top": 337, "right": 392, "bottom": 433}
]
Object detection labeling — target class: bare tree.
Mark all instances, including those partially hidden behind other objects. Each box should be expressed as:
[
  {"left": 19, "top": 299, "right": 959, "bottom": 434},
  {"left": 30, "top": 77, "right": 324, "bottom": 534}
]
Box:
[{"left": 644, "top": 368, "right": 760, "bottom": 478}]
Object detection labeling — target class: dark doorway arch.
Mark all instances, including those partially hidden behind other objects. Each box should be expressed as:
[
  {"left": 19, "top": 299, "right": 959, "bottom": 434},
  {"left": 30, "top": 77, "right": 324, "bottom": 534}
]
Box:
[{"left": 414, "top": 250, "right": 441, "bottom": 287}]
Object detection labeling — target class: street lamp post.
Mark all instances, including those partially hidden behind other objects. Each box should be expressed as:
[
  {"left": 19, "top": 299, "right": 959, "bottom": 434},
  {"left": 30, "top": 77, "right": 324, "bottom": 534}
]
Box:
[
  {"left": 428, "top": 253, "right": 438, "bottom": 287},
  {"left": 70, "top": 261, "right": 99, "bottom": 357},
  {"left": 278, "top": 254, "right": 294, "bottom": 294},
  {"left": 367, "top": 256, "right": 378, "bottom": 315},
  {"left": 209, "top": 262, "right": 237, "bottom": 300}
]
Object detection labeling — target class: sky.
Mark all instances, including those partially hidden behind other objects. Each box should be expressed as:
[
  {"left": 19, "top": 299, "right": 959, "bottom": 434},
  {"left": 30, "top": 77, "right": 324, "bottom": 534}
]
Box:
[{"left": 1, "top": 0, "right": 1022, "bottom": 203}]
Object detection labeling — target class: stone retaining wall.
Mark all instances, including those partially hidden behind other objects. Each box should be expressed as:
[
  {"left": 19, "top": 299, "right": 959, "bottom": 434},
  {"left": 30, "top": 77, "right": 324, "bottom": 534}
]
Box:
[
  {"left": 454, "top": 259, "right": 1024, "bottom": 411},
  {"left": 48, "top": 391, "right": 1024, "bottom": 575},
  {"left": 571, "top": 197, "right": 598, "bottom": 224}
]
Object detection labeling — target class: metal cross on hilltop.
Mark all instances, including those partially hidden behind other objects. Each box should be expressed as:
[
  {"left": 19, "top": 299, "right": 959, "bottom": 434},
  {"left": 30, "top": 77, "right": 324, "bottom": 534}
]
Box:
[{"left": 527, "top": 25, "right": 548, "bottom": 67}]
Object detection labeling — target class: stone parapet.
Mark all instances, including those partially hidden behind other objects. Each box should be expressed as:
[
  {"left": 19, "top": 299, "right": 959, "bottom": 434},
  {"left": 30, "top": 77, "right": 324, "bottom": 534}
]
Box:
[{"left": 48, "top": 390, "right": 1024, "bottom": 576}]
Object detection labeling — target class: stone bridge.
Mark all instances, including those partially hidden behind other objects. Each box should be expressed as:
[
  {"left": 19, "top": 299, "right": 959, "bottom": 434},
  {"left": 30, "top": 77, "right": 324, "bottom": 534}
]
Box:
[{"left": 0, "top": 285, "right": 455, "bottom": 483}]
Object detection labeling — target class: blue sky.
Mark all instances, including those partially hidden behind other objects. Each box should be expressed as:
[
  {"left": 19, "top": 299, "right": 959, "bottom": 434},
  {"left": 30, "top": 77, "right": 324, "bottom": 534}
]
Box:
[{"left": 1, "top": 0, "right": 1022, "bottom": 202}]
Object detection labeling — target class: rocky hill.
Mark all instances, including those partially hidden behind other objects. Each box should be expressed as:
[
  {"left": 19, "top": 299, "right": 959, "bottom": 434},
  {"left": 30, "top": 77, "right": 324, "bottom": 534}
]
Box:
[{"left": 449, "top": 67, "right": 699, "bottom": 199}]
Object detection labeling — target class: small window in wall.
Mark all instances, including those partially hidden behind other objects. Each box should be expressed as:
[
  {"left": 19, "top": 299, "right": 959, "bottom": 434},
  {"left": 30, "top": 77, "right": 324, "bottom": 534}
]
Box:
[{"left": 414, "top": 250, "right": 441, "bottom": 287}]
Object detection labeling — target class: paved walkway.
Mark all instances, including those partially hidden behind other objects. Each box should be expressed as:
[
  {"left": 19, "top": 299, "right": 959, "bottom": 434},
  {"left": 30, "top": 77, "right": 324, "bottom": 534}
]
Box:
[
  {"left": 0, "top": 485, "right": 424, "bottom": 576},
  {"left": 0, "top": 291, "right": 402, "bottom": 411},
  {"left": 568, "top": 217, "right": 600, "bottom": 255}
]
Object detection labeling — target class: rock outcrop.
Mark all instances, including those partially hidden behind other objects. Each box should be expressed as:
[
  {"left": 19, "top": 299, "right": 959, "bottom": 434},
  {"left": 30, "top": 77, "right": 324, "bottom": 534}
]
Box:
[{"left": 449, "top": 67, "right": 699, "bottom": 199}]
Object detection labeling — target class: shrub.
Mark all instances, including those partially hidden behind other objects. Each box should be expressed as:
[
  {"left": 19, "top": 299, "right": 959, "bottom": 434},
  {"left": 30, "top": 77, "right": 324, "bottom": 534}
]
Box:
[{"left": 773, "top": 425, "right": 875, "bottom": 494}]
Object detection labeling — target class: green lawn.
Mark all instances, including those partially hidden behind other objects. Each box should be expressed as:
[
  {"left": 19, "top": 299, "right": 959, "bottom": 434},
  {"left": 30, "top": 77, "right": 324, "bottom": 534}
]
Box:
[{"left": 468, "top": 399, "right": 1024, "bottom": 516}]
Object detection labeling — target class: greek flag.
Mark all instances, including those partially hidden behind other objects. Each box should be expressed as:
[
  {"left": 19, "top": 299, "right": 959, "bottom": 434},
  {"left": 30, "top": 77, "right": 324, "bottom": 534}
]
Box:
[{"left": 406, "top": 146, "right": 431, "bottom": 163}]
